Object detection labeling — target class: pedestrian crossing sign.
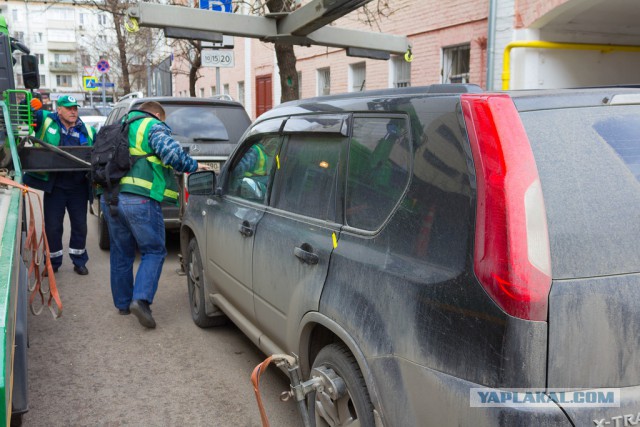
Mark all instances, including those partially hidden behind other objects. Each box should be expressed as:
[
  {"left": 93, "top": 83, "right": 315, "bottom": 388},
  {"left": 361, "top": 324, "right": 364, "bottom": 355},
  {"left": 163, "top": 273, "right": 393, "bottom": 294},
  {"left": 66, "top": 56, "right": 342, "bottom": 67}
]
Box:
[{"left": 83, "top": 76, "right": 98, "bottom": 91}]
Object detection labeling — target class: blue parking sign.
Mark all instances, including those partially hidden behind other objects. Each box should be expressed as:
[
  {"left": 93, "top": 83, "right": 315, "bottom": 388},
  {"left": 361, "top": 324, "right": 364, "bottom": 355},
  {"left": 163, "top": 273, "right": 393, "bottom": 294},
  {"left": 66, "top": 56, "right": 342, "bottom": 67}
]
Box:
[{"left": 199, "top": 0, "right": 232, "bottom": 12}]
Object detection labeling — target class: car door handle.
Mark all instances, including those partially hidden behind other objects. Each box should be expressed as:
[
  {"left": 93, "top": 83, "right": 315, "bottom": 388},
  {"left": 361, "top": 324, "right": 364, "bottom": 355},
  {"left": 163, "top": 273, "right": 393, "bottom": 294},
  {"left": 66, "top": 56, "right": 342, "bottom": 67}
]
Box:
[
  {"left": 294, "top": 244, "right": 319, "bottom": 265},
  {"left": 239, "top": 221, "right": 254, "bottom": 237}
]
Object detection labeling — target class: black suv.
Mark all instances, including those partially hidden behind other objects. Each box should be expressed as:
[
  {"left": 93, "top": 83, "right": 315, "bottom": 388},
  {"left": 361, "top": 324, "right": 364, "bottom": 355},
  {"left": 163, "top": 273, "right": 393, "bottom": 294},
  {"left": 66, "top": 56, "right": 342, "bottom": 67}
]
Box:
[
  {"left": 180, "top": 85, "right": 640, "bottom": 426},
  {"left": 94, "top": 95, "right": 251, "bottom": 249}
]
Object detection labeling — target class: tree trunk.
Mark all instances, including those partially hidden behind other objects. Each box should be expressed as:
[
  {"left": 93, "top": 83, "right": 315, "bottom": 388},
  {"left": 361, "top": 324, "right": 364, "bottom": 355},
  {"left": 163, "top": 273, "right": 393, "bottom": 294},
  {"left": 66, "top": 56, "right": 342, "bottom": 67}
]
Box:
[
  {"left": 112, "top": 13, "right": 131, "bottom": 94},
  {"left": 189, "top": 41, "right": 202, "bottom": 96},
  {"left": 266, "top": 0, "right": 299, "bottom": 101},
  {"left": 275, "top": 43, "right": 298, "bottom": 102}
]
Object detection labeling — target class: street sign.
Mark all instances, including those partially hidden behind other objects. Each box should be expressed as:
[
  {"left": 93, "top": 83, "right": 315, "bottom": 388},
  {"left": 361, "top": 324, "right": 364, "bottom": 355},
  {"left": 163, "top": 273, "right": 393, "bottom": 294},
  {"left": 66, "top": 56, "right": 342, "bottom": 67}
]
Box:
[
  {"left": 83, "top": 76, "right": 98, "bottom": 91},
  {"left": 96, "top": 59, "right": 110, "bottom": 73},
  {"left": 199, "top": 0, "right": 232, "bottom": 12},
  {"left": 89, "top": 82, "right": 115, "bottom": 88},
  {"left": 201, "top": 49, "right": 234, "bottom": 68}
]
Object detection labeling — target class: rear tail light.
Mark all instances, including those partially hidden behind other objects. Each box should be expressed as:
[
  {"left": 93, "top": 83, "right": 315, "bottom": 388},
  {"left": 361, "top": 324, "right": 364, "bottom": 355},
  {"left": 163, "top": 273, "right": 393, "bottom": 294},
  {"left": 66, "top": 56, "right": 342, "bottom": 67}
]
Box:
[
  {"left": 461, "top": 94, "right": 552, "bottom": 321},
  {"left": 183, "top": 173, "right": 190, "bottom": 205}
]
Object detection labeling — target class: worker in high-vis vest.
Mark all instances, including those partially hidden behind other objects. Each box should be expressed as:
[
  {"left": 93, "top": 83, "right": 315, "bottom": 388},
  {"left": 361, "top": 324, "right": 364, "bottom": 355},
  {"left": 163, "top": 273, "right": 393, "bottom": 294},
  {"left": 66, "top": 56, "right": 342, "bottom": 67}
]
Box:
[
  {"left": 230, "top": 136, "right": 280, "bottom": 201},
  {"left": 23, "top": 95, "right": 96, "bottom": 276},
  {"left": 100, "top": 101, "right": 211, "bottom": 329}
]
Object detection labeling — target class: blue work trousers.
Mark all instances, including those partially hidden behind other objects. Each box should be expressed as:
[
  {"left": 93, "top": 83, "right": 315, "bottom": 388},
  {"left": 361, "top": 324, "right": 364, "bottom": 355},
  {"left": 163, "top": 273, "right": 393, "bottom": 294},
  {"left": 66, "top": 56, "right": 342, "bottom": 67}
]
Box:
[
  {"left": 101, "top": 193, "right": 167, "bottom": 311},
  {"left": 44, "top": 185, "right": 89, "bottom": 269}
]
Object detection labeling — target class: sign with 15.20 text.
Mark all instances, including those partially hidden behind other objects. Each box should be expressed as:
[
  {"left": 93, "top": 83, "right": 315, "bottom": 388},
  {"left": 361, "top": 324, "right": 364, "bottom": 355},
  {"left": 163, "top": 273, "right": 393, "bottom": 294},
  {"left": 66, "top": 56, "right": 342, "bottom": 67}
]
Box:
[{"left": 201, "top": 49, "right": 234, "bottom": 68}]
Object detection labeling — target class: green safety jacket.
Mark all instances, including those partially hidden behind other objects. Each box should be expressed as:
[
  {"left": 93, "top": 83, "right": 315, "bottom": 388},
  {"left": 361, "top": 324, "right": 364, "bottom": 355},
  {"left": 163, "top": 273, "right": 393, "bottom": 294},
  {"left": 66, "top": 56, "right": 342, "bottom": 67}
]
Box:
[
  {"left": 30, "top": 112, "right": 95, "bottom": 182},
  {"left": 244, "top": 144, "right": 268, "bottom": 176},
  {"left": 118, "top": 112, "right": 180, "bottom": 205}
]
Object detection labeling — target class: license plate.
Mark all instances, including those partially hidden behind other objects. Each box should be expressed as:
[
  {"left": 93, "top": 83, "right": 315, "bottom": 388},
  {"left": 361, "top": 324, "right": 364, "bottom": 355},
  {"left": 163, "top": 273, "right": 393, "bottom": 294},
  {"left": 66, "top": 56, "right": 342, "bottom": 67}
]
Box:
[{"left": 203, "top": 162, "right": 221, "bottom": 172}]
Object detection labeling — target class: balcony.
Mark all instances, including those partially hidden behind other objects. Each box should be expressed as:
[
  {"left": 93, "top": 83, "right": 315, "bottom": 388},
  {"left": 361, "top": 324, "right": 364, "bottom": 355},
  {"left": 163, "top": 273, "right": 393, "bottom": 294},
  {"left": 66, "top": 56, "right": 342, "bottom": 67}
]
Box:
[
  {"left": 47, "top": 41, "right": 77, "bottom": 51},
  {"left": 49, "top": 62, "right": 78, "bottom": 73}
]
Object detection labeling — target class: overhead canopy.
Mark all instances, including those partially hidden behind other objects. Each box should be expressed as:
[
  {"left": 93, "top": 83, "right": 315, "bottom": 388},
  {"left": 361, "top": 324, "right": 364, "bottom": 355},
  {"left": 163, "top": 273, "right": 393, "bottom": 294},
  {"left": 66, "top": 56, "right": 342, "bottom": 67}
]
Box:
[{"left": 127, "top": 0, "right": 411, "bottom": 57}]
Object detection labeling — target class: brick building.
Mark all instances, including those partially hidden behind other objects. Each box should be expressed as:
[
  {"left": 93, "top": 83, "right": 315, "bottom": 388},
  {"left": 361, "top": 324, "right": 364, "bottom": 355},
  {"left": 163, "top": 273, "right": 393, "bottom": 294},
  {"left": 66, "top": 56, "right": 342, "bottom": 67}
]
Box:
[{"left": 173, "top": 0, "right": 640, "bottom": 119}]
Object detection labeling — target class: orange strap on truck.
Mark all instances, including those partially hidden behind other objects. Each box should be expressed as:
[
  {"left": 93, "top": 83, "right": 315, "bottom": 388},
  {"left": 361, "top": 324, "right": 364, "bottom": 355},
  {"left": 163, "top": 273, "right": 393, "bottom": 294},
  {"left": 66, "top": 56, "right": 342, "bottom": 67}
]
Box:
[
  {"left": 251, "top": 355, "right": 274, "bottom": 427},
  {"left": 0, "top": 175, "right": 62, "bottom": 318}
]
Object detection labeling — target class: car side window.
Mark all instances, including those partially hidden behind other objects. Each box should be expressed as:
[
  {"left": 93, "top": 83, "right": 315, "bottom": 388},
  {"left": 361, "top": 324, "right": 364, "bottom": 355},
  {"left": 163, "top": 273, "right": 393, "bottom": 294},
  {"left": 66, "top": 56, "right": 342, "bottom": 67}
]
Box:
[
  {"left": 226, "top": 136, "right": 282, "bottom": 203},
  {"left": 105, "top": 107, "right": 122, "bottom": 126},
  {"left": 270, "top": 134, "right": 343, "bottom": 221},
  {"left": 346, "top": 116, "right": 411, "bottom": 230}
]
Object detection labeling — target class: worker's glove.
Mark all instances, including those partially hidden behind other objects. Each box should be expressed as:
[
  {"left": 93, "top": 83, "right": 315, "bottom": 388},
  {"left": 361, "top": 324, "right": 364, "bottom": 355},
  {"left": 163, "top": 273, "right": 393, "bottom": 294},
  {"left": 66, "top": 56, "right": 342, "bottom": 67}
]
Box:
[{"left": 30, "top": 98, "right": 42, "bottom": 111}]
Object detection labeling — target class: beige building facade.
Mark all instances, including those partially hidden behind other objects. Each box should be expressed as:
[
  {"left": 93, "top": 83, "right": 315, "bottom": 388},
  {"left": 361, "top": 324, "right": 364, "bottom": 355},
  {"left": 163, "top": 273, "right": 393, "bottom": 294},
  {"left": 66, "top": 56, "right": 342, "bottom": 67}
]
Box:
[{"left": 173, "top": 0, "right": 640, "bottom": 120}]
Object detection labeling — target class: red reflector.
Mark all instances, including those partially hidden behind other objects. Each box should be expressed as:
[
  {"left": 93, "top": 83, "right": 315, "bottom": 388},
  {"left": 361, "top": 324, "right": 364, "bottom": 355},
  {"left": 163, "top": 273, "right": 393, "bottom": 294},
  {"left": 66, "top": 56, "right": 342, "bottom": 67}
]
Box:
[
  {"left": 461, "top": 94, "right": 552, "bottom": 321},
  {"left": 183, "top": 173, "right": 190, "bottom": 205}
]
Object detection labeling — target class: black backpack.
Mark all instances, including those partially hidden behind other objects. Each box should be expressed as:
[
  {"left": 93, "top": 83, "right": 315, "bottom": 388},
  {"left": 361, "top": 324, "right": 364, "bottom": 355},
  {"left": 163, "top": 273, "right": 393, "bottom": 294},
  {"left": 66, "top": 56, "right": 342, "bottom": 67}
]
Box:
[{"left": 90, "top": 110, "right": 155, "bottom": 216}]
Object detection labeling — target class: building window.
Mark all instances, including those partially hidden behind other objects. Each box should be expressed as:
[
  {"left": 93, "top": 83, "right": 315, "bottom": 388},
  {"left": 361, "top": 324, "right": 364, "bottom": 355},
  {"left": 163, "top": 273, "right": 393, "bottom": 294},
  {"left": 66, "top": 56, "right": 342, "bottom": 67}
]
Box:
[
  {"left": 349, "top": 62, "right": 366, "bottom": 92},
  {"left": 40, "top": 75, "right": 46, "bottom": 86},
  {"left": 442, "top": 44, "right": 470, "bottom": 84},
  {"left": 317, "top": 67, "right": 330, "bottom": 96},
  {"left": 49, "top": 7, "right": 74, "bottom": 21},
  {"left": 98, "top": 13, "right": 107, "bottom": 26},
  {"left": 98, "top": 34, "right": 107, "bottom": 44},
  {"left": 35, "top": 33, "right": 43, "bottom": 43},
  {"left": 391, "top": 55, "right": 411, "bottom": 88},
  {"left": 11, "top": 9, "right": 18, "bottom": 22},
  {"left": 237, "top": 81, "right": 245, "bottom": 105},
  {"left": 56, "top": 75, "right": 72, "bottom": 87},
  {"left": 35, "top": 54, "right": 45, "bottom": 65},
  {"left": 81, "top": 54, "right": 91, "bottom": 67},
  {"left": 199, "top": 88, "right": 205, "bottom": 98},
  {"left": 223, "top": 84, "right": 229, "bottom": 95},
  {"left": 210, "top": 86, "right": 216, "bottom": 96},
  {"left": 13, "top": 32, "right": 25, "bottom": 43},
  {"left": 79, "top": 13, "right": 86, "bottom": 25}
]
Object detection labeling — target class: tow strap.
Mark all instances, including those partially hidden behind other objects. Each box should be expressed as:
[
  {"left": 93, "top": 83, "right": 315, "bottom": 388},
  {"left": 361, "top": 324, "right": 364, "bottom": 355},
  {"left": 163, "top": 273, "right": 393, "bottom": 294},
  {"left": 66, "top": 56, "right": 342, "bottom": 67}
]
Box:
[{"left": 0, "top": 174, "right": 62, "bottom": 318}]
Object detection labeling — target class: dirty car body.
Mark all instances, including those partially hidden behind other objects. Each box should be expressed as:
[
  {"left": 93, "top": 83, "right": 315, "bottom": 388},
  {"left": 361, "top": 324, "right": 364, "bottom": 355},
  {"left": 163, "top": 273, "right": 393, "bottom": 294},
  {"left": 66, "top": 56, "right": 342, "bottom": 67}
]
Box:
[{"left": 180, "top": 85, "right": 640, "bottom": 426}]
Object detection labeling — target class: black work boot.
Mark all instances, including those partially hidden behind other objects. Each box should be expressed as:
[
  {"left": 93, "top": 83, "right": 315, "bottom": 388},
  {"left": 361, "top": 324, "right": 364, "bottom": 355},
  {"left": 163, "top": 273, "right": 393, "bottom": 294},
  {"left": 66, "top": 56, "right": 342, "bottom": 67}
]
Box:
[{"left": 129, "top": 300, "right": 156, "bottom": 329}]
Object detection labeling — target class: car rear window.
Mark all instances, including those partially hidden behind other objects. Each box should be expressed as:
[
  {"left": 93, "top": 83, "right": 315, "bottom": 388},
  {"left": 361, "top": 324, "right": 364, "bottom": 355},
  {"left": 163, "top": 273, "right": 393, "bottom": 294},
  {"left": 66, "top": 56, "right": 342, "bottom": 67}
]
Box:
[
  {"left": 161, "top": 104, "right": 249, "bottom": 143},
  {"left": 520, "top": 105, "right": 640, "bottom": 279}
]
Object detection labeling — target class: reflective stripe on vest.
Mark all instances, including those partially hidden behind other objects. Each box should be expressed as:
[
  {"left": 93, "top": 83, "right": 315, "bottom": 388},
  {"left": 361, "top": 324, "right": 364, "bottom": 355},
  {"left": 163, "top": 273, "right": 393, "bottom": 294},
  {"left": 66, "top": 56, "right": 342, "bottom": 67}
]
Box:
[
  {"left": 119, "top": 116, "right": 180, "bottom": 204},
  {"left": 120, "top": 176, "right": 179, "bottom": 199},
  {"left": 36, "top": 116, "right": 59, "bottom": 145}
]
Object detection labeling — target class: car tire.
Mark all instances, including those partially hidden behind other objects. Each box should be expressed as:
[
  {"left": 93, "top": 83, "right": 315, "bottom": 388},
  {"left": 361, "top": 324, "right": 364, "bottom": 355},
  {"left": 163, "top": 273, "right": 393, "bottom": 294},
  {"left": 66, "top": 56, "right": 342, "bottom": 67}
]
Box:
[
  {"left": 186, "top": 238, "right": 226, "bottom": 328},
  {"left": 98, "top": 211, "right": 110, "bottom": 250},
  {"left": 310, "top": 343, "right": 375, "bottom": 427}
]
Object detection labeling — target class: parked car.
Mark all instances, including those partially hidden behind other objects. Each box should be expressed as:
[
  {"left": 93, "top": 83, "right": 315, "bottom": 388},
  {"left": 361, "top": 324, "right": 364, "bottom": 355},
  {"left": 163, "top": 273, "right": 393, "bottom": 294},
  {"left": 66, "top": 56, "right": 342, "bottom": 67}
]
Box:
[
  {"left": 180, "top": 85, "right": 640, "bottom": 426},
  {"left": 94, "top": 96, "right": 251, "bottom": 249}
]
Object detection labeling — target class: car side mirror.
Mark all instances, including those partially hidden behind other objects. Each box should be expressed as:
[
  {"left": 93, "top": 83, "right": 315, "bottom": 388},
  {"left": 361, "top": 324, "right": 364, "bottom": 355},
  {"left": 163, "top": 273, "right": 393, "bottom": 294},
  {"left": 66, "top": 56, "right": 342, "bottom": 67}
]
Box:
[
  {"left": 187, "top": 171, "right": 217, "bottom": 196},
  {"left": 21, "top": 54, "right": 39, "bottom": 89}
]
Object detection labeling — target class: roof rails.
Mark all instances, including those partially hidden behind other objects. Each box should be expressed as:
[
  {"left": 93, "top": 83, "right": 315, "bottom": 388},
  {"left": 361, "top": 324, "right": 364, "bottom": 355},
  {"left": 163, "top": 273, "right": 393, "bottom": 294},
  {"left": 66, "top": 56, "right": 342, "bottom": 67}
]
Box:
[
  {"left": 210, "top": 94, "right": 234, "bottom": 101},
  {"left": 118, "top": 92, "right": 144, "bottom": 102}
]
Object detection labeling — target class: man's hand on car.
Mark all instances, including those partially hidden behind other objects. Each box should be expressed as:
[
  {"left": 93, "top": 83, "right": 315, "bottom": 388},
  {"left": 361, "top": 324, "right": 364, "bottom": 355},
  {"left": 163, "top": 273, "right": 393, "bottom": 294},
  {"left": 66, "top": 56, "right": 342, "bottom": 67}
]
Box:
[{"left": 197, "top": 162, "right": 213, "bottom": 171}]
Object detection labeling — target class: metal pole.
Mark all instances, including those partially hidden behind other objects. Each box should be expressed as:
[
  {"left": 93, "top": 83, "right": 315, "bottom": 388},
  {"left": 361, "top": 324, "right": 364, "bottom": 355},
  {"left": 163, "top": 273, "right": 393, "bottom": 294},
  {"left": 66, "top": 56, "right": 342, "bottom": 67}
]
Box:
[
  {"left": 147, "top": 30, "right": 152, "bottom": 96},
  {"left": 216, "top": 67, "right": 221, "bottom": 95},
  {"left": 101, "top": 73, "right": 106, "bottom": 108},
  {"left": 486, "top": 0, "right": 497, "bottom": 90}
]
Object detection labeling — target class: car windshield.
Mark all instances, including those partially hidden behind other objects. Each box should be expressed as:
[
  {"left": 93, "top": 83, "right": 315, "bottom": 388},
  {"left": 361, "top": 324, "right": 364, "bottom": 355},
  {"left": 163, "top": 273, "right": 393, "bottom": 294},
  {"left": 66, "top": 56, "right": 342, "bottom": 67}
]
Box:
[
  {"left": 161, "top": 104, "right": 248, "bottom": 142},
  {"left": 521, "top": 104, "right": 640, "bottom": 279}
]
